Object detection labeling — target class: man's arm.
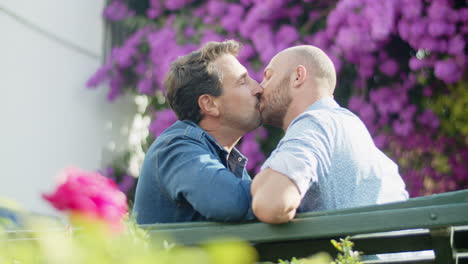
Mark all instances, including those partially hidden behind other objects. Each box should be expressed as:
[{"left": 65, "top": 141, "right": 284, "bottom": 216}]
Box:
[
  {"left": 251, "top": 168, "right": 301, "bottom": 224},
  {"left": 157, "top": 139, "right": 254, "bottom": 222},
  {"left": 252, "top": 114, "right": 334, "bottom": 224}
]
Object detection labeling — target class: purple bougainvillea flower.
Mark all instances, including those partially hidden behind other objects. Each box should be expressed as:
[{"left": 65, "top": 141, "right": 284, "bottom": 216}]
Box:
[
  {"left": 118, "top": 174, "right": 136, "bottom": 194},
  {"left": 380, "top": 59, "right": 399, "bottom": 77},
  {"left": 239, "top": 132, "right": 265, "bottom": 172},
  {"left": 434, "top": 59, "right": 462, "bottom": 84},
  {"left": 149, "top": 109, "right": 178, "bottom": 138},
  {"left": 393, "top": 119, "right": 414, "bottom": 137},
  {"left": 103, "top": 1, "right": 134, "bottom": 21},
  {"left": 137, "top": 77, "right": 153, "bottom": 95},
  {"left": 400, "top": 0, "right": 423, "bottom": 19},
  {"left": 447, "top": 35, "right": 465, "bottom": 56},
  {"left": 418, "top": 110, "right": 440, "bottom": 129}
]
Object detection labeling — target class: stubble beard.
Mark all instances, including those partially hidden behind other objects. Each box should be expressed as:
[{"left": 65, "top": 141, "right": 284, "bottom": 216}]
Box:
[
  {"left": 222, "top": 99, "right": 263, "bottom": 133},
  {"left": 261, "top": 76, "right": 292, "bottom": 128}
]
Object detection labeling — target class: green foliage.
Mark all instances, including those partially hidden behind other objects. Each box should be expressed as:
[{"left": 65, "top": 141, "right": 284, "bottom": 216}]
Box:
[
  {"left": 0, "top": 213, "right": 258, "bottom": 264},
  {"left": 268, "top": 237, "right": 361, "bottom": 264},
  {"left": 1, "top": 201, "right": 362, "bottom": 264},
  {"left": 203, "top": 239, "right": 258, "bottom": 264},
  {"left": 431, "top": 80, "right": 468, "bottom": 138},
  {"left": 330, "top": 237, "right": 363, "bottom": 264},
  {"left": 277, "top": 253, "right": 333, "bottom": 264}
]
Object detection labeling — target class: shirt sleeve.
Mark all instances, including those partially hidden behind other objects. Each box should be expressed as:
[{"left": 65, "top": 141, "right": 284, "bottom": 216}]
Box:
[
  {"left": 156, "top": 138, "right": 255, "bottom": 222},
  {"left": 261, "top": 117, "right": 333, "bottom": 197}
]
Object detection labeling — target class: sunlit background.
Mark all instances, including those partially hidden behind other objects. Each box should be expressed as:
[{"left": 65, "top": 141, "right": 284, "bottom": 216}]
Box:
[
  {"left": 1, "top": 0, "right": 467, "bottom": 216},
  {"left": 0, "top": 0, "right": 136, "bottom": 215}
]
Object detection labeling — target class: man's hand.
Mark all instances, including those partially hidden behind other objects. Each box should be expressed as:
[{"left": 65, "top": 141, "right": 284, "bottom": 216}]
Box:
[{"left": 251, "top": 168, "right": 301, "bottom": 224}]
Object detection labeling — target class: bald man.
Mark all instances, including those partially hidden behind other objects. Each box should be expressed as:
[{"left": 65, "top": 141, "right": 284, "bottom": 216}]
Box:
[{"left": 252, "top": 46, "right": 409, "bottom": 224}]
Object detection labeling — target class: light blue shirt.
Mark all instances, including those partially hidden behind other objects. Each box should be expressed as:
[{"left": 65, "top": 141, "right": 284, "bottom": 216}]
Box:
[{"left": 261, "top": 97, "right": 409, "bottom": 212}]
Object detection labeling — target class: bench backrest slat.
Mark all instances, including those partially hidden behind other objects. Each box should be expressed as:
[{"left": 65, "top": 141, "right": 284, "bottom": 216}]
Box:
[
  {"left": 144, "top": 191, "right": 468, "bottom": 263},
  {"left": 146, "top": 203, "right": 468, "bottom": 245}
]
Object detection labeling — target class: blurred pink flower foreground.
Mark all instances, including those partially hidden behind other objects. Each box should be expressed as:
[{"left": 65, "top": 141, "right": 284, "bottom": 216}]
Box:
[{"left": 43, "top": 167, "right": 128, "bottom": 229}]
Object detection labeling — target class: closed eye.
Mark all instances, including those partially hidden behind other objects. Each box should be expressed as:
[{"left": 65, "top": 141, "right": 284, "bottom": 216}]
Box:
[{"left": 237, "top": 73, "right": 247, "bottom": 85}]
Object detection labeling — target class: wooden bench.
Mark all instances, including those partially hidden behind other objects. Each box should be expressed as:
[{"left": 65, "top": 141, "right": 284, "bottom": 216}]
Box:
[{"left": 143, "top": 190, "right": 468, "bottom": 264}]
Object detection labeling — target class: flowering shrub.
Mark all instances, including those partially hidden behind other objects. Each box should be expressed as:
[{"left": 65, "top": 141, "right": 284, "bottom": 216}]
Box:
[
  {"left": 42, "top": 167, "right": 128, "bottom": 231},
  {"left": 88, "top": 0, "right": 468, "bottom": 198}
]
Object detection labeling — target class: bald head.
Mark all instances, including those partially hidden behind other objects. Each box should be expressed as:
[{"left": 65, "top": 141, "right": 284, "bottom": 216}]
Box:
[
  {"left": 260, "top": 45, "right": 338, "bottom": 129},
  {"left": 278, "top": 45, "right": 336, "bottom": 95}
]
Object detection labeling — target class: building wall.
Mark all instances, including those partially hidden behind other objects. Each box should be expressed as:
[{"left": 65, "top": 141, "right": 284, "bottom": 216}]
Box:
[{"left": 0, "top": 0, "right": 135, "bottom": 215}]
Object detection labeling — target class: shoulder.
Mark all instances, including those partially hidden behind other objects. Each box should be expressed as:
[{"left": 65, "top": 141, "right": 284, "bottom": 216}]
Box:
[
  {"left": 147, "top": 121, "right": 211, "bottom": 157},
  {"left": 159, "top": 120, "right": 209, "bottom": 144},
  {"left": 160, "top": 120, "right": 204, "bottom": 139},
  {"left": 280, "top": 107, "right": 360, "bottom": 152},
  {"left": 288, "top": 107, "right": 360, "bottom": 136},
  {"left": 284, "top": 109, "right": 335, "bottom": 141}
]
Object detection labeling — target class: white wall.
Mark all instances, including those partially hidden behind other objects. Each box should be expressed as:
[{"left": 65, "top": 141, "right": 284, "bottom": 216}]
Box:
[{"left": 0, "top": 0, "right": 135, "bottom": 215}]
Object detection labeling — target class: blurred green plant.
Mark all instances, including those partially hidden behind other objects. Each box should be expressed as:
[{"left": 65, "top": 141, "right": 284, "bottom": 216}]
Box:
[
  {"left": 0, "top": 168, "right": 363, "bottom": 264},
  {"left": 431, "top": 81, "right": 468, "bottom": 139},
  {"left": 277, "top": 254, "right": 333, "bottom": 264},
  {"left": 0, "top": 213, "right": 259, "bottom": 264},
  {"left": 331, "top": 237, "right": 363, "bottom": 264},
  {"left": 0, "top": 213, "right": 363, "bottom": 264}
]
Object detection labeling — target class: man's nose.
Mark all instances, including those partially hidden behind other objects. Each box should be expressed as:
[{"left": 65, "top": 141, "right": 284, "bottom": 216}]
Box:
[{"left": 251, "top": 82, "right": 263, "bottom": 96}]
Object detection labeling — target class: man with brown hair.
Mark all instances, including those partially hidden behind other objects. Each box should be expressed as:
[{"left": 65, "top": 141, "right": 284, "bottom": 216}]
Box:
[{"left": 133, "top": 40, "right": 263, "bottom": 224}]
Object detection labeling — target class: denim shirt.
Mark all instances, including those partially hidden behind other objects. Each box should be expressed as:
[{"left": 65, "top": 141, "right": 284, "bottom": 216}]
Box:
[{"left": 133, "top": 120, "right": 254, "bottom": 224}]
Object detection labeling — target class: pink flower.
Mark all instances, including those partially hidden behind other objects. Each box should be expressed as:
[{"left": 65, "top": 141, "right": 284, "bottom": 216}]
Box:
[{"left": 43, "top": 167, "right": 128, "bottom": 231}]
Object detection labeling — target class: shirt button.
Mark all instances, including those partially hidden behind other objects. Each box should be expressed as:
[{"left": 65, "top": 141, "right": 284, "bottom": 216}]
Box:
[{"left": 238, "top": 157, "right": 242, "bottom": 162}]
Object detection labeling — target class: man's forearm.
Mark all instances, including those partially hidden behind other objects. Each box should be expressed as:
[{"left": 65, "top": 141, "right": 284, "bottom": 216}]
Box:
[
  {"left": 251, "top": 169, "right": 301, "bottom": 224},
  {"left": 252, "top": 193, "right": 297, "bottom": 224}
]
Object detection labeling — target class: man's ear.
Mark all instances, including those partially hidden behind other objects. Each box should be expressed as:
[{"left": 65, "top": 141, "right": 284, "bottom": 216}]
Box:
[
  {"left": 198, "top": 94, "right": 220, "bottom": 117},
  {"left": 293, "top": 65, "right": 307, "bottom": 88}
]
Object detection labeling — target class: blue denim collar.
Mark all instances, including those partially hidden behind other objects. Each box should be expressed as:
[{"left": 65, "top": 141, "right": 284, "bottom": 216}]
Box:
[{"left": 179, "top": 120, "right": 247, "bottom": 166}]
